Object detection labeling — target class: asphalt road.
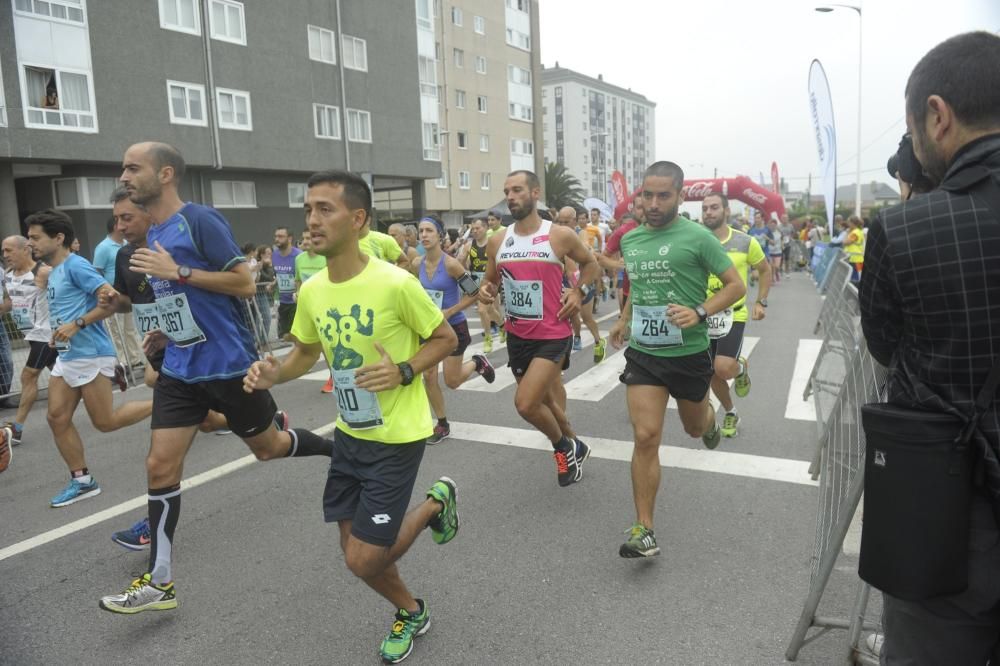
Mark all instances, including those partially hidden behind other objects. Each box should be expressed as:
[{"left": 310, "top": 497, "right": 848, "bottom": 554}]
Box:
[{"left": 0, "top": 272, "right": 868, "bottom": 665}]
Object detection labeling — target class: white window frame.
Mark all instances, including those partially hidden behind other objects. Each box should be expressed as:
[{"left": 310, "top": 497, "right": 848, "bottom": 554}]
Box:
[
  {"left": 166, "top": 80, "right": 207, "bottom": 127},
  {"left": 458, "top": 171, "right": 470, "bottom": 190},
  {"left": 474, "top": 56, "right": 486, "bottom": 74},
  {"left": 14, "top": 0, "right": 87, "bottom": 26},
  {"left": 418, "top": 56, "right": 437, "bottom": 97},
  {"left": 473, "top": 15, "right": 485, "bottom": 34},
  {"left": 346, "top": 108, "right": 372, "bottom": 143},
  {"left": 453, "top": 48, "right": 464, "bottom": 68},
  {"left": 308, "top": 25, "right": 336, "bottom": 64},
  {"left": 476, "top": 95, "right": 487, "bottom": 114},
  {"left": 287, "top": 183, "right": 306, "bottom": 208},
  {"left": 341, "top": 34, "right": 368, "bottom": 72},
  {"left": 435, "top": 168, "right": 448, "bottom": 189},
  {"left": 479, "top": 135, "right": 490, "bottom": 152},
  {"left": 422, "top": 122, "right": 440, "bottom": 161},
  {"left": 480, "top": 172, "right": 491, "bottom": 190},
  {"left": 211, "top": 180, "right": 257, "bottom": 208},
  {"left": 51, "top": 177, "right": 118, "bottom": 210},
  {"left": 455, "top": 89, "right": 466, "bottom": 109},
  {"left": 456, "top": 131, "right": 467, "bottom": 149},
  {"left": 21, "top": 63, "right": 98, "bottom": 133},
  {"left": 508, "top": 65, "right": 531, "bottom": 86},
  {"left": 313, "top": 103, "right": 341, "bottom": 140},
  {"left": 508, "top": 102, "right": 533, "bottom": 123},
  {"left": 216, "top": 87, "right": 252, "bottom": 130},
  {"left": 158, "top": 0, "right": 199, "bottom": 34},
  {"left": 209, "top": 0, "right": 245, "bottom": 46},
  {"left": 450, "top": 6, "right": 462, "bottom": 26}
]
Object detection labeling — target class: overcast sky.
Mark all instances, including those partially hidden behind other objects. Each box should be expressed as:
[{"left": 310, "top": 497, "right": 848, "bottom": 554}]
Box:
[{"left": 538, "top": 0, "right": 1000, "bottom": 204}]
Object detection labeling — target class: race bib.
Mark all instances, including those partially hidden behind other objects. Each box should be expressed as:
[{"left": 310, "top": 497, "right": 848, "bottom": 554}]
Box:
[
  {"left": 156, "top": 293, "right": 206, "bottom": 347},
  {"left": 503, "top": 278, "right": 543, "bottom": 320},
  {"left": 10, "top": 297, "right": 32, "bottom": 331},
  {"left": 425, "top": 288, "right": 444, "bottom": 309},
  {"left": 332, "top": 368, "right": 384, "bottom": 430},
  {"left": 52, "top": 319, "right": 70, "bottom": 353},
  {"left": 631, "top": 304, "right": 682, "bottom": 349},
  {"left": 276, "top": 272, "right": 295, "bottom": 294},
  {"left": 471, "top": 271, "right": 485, "bottom": 285},
  {"left": 707, "top": 308, "right": 734, "bottom": 340},
  {"left": 132, "top": 302, "right": 162, "bottom": 336}
]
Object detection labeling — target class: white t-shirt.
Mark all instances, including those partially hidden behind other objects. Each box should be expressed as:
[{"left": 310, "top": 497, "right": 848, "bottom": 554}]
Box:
[{"left": 5, "top": 265, "right": 51, "bottom": 342}]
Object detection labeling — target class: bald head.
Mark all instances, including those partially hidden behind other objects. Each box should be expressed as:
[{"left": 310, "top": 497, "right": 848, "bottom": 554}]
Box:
[
  {"left": 556, "top": 206, "right": 577, "bottom": 227},
  {"left": 2, "top": 235, "right": 33, "bottom": 271}
]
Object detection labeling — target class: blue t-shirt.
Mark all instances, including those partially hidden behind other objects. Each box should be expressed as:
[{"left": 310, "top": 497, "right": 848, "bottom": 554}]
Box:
[
  {"left": 271, "top": 247, "right": 301, "bottom": 305},
  {"left": 146, "top": 203, "right": 257, "bottom": 382},
  {"left": 47, "top": 253, "right": 116, "bottom": 361},
  {"left": 93, "top": 236, "right": 124, "bottom": 285}
]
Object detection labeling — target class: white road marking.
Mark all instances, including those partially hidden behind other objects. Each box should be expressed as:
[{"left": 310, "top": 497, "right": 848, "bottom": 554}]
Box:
[{"left": 785, "top": 338, "right": 823, "bottom": 421}]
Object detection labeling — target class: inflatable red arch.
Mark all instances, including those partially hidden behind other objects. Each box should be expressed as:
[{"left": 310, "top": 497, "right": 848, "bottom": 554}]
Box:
[{"left": 614, "top": 176, "right": 786, "bottom": 221}]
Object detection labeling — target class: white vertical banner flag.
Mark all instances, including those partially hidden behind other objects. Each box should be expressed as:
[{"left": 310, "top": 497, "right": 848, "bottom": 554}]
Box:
[{"left": 808, "top": 60, "right": 837, "bottom": 236}]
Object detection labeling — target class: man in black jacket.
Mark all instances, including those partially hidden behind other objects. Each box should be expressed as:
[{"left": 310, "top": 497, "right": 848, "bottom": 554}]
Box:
[{"left": 860, "top": 31, "right": 1000, "bottom": 661}]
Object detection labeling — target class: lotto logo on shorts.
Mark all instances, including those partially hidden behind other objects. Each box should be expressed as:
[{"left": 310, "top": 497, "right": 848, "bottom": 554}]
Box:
[{"left": 371, "top": 513, "right": 391, "bottom": 525}]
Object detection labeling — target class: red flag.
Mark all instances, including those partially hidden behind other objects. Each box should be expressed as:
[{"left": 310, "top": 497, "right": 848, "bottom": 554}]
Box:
[{"left": 610, "top": 171, "right": 630, "bottom": 219}]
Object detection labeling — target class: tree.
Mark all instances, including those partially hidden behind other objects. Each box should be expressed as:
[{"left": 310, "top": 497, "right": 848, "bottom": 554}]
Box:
[{"left": 544, "top": 162, "right": 585, "bottom": 211}]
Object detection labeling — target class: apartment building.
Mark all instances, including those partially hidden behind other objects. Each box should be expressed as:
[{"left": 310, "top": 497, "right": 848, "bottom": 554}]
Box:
[
  {"left": 540, "top": 64, "right": 656, "bottom": 200},
  {"left": 0, "top": 0, "right": 439, "bottom": 254},
  {"left": 418, "top": 0, "right": 543, "bottom": 227}
]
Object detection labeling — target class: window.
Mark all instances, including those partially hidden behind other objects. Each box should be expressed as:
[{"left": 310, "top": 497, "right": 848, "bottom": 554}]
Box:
[
  {"left": 506, "top": 0, "right": 529, "bottom": 10},
  {"left": 342, "top": 35, "right": 367, "bottom": 72},
  {"left": 507, "top": 65, "right": 531, "bottom": 85},
  {"left": 15, "top": 0, "right": 85, "bottom": 24},
  {"left": 554, "top": 86, "right": 562, "bottom": 97},
  {"left": 416, "top": 0, "right": 432, "bottom": 29},
  {"left": 209, "top": 0, "right": 245, "bottom": 45},
  {"left": 418, "top": 56, "right": 437, "bottom": 97},
  {"left": 474, "top": 56, "right": 486, "bottom": 74},
  {"left": 473, "top": 15, "right": 485, "bottom": 34},
  {"left": 23, "top": 66, "right": 96, "bottom": 132},
  {"left": 479, "top": 135, "right": 490, "bottom": 152},
  {"left": 288, "top": 183, "right": 306, "bottom": 208},
  {"left": 453, "top": 48, "right": 464, "bottom": 67},
  {"left": 52, "top": 177, "right": 117, "bottom": 209},
  {"left": 451, "top": 6, "right": 462, "bottom": 25},
  {"left": 511, "top": 138, "right": 534, "bottom": 155},
  {"left": 456, "top": 131, "right": 467, "bottom": 149},
  {"left": 422, "top": 122, "right": 440, "bottom": 160},
  {"left": 313, "top": 103, "right": 341, "bottom": 139},
  {"left": 211, "top": 180, "right": 256, "bottom": 208},
  {"left": 435, "top": 168, "right": 448, "bottom": 188},
  {"left": 505, "top": 28, "right": 530, "bottom": 51},
  {"left": 455, "top": 89, "right": 466, "bottom": 108},
  {"left": 508, "top": 102, "right": 533, "bottom": 122},
  {"left": 308, "top": 25, "right": 336, "bottom": 64},
  {"left": 216, "top": 87, "right": 251, "bottom": 130},
  {"left": 582, "top": 121, "right": 587, "bottom": 130},
  {"left": 481, "top": 172, "right": 491, "bottom": 190},
  {"left": 166, "top": 81, "right": 206, "bottom": 126},
  {"left": 477, "top": 95, "right": 487, "bottom": 113},
  {"left": 458, "top": 171, "right": 470, "bottom": 190},
  {"left": 159, "top": 0, "right": 198, "bottom": 33},
  {"left": 346, "top": 108, "right": 371, "bottom": 142}
]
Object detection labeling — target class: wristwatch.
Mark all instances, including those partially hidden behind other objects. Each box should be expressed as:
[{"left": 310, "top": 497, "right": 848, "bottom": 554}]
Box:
[
  {"left": 756, "top": 298, "right": 768, "bottom": 308},
  {"left": 74, "top": 317, "right": 87, "bottom": 329},
  {"left": 397, "top": 362, "right": 415, "bottom": 386},
  {"left": 695, "top": 305, "right": 708, "bottom": 322},
  {"left": 177, "top": 265, "right": 193, "bottom": 284}
]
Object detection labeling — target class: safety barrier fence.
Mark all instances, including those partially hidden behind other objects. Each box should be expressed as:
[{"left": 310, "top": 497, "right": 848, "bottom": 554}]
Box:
[{"left": 786, "top": 247, "right": 885, "bottom": 664}]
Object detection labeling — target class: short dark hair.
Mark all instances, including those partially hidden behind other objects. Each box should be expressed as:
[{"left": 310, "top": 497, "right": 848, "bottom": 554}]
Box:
[
  {"left": 643, "top": 161, "right": 685, "bottom": 190},
  {"left": 537, "top": 208, "right": 553, "bottom": 221},
  {"left": 507, "top": 169, "right": 540, "bottom": 189},
  {"left": 148, "top": 142, "right": 186, "bottom": 184},
  {"left": 487, "top": 210, "right": 501, "bottom": 220},
  {"left": 905, "top": 31, "right": 1000, "bottom": 130},
  {"left": 109, "top": 186, "right": 131, "bottom": 205},
  {"left": 703, "top": 191, "right": 729, "bottom": 208},
  {"left": 25, "top": 209, "right": 75, "bottom": 248},
  {"left": 590, "top": 207, "right": 600, "bottom": 214},
  {"left": 306, "top": 170, "right": 373, "bottom": 220},
  {"left": 106, "top": 216, "right": 117, "bottom": 233},
  {"left": 274, "top": 226, "right": 290, "bottom": 235}
]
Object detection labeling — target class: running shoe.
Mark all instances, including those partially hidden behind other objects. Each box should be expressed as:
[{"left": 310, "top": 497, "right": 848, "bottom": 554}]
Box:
[
  {"left": 702, "top": 421, "right": 722, "bottom": 450},
  {"left": 498, "top": 325, "right": 506, "bottom": 344},
  {"left": 472, "top": 354, "right": 495, "bottom": 383},
  {"left": 427, "top": 424, "right": 450, "bottom": 445},
  {"left": 593, "top": 338, "right": 607, "bottom": 364},
  {"left": 0, "top": 426, "right": 11, "bottom": 473},
  {"left": 99, "top": 573, "right": 177, "bottom": 614},
  {"left": 426, "top": 476, "right": 459, "bottom": 545},
  {"left": 213, "top": 429, "right": 232, "bottom": 436},
  {"left": 5, "top": 422, "right": 22, "bottom": 447},
  {"left": 734, "top": 356, "right": 751, "bottom": 398},
  {"left": 619, "top": 524, "right": 660, "bottom": 558},
  {"left": 112, "top": 517, "right": 151, "bottom": 551},
  {"left": 721, "top": 412, "right": 740, "bottom": 438},
  {"left": 113, "top": 363, "right": 128, "bottom": 392},
  {"left": 574, "top": 438, "right": 591, "bottom": 468},
  {"left": 50, "top": 477, "right": 101, "bottom": 507},
  {"left": 572, "top": 336, "right": 582, "bottom": 352},
  {"left": 553, "top": 439, "right": 581, "bottom": 487},
  {"left": 273, "top": 410, "right": 290, "bottom": 431},
  {"left": 483, "top": 335, "right": 493, "bottom": 353},
  {"left": 321, "top": 376, "right": 334, "bottom": 394},
  {"left": 379, "top": 599, "right": 430, "bottom": 664}
]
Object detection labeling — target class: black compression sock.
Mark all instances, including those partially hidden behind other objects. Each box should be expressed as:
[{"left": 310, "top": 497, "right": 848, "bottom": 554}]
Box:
[
  {"left": 148, "top": 484, "right": 181, "bottom": 585},
  {"left": 437, "top": 418, "right": 449, "bottom": 428},
  {"left": 286, "top": 428, "right": 334, "bottom": 457}
]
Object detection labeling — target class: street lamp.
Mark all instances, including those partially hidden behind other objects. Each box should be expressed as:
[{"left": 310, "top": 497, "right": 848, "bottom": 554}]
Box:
[
  {"left": 816, "top": 3, "right": 863, "bottom": 218},
  {"left": 590, "top": 131, "right": 608, "bottom": 200}
]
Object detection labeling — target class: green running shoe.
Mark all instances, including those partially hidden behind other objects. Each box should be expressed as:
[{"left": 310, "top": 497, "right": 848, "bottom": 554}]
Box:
[
  {"left": 380, "top": 599, "right": 430, "bottom": 664},
  {"left": 483, "top": 335, "right": 493, "bottom": 353},
  {"left": 619, "top": 523, "right": 660, "bottom": 558},
  {"left": 426, "top": 477, "right": 459, "bottom": 545},
  {"left": 593, "top": 338, "right": 607, "bottom": 363},
  {"left": 702, "top": 421, "right": 721, "bottom": 450},
  {"left": 721, "top": 412, "right": 740, "bottom": 438},
  {"left": 734, "top": 356, "right": 751, "bottom": 398}
]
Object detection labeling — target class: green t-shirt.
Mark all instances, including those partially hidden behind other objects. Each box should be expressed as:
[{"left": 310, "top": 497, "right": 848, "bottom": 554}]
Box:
[
  {"left": 622, "top": 218, "right": 734, "bottom": 358},
  {"left": 359, "top": 230, "right": 403, "bottom": 263},
  {"left": 294, "top": 252, "right": 327, "bottom": 285},
  {"left": 291, "top": 257, "right": 443, "bottom": 443},
  {"left": 706, "top": 227, "right": 765, "bottom": 323}
]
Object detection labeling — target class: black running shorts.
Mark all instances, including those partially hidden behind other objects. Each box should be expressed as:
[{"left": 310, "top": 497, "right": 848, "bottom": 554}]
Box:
[
  {"left": 151, "top": 373, "right": 277, "bottom": 437},
  {"left": 25, "top": 340, "right": 58, "bottom": 371},
  {"left": 323, "top": 427, "right": 426, "bottom": 547},
  {"left": 619, "top": 347, "right": 713, "bottom": 402},
  {"left": 277, "top": 302, "right": 297, "bottom": 338},
  {"left": 506, "top": 331, "right": 572, "bottom": 378},
  {"left": 709, "top": 321, "right": 746, "bottom": 360}
]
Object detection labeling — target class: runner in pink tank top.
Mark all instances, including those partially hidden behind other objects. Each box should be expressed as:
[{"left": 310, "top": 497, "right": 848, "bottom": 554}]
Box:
[{"left": 478, "top": 170, "right": 601, "bottom": 487}]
